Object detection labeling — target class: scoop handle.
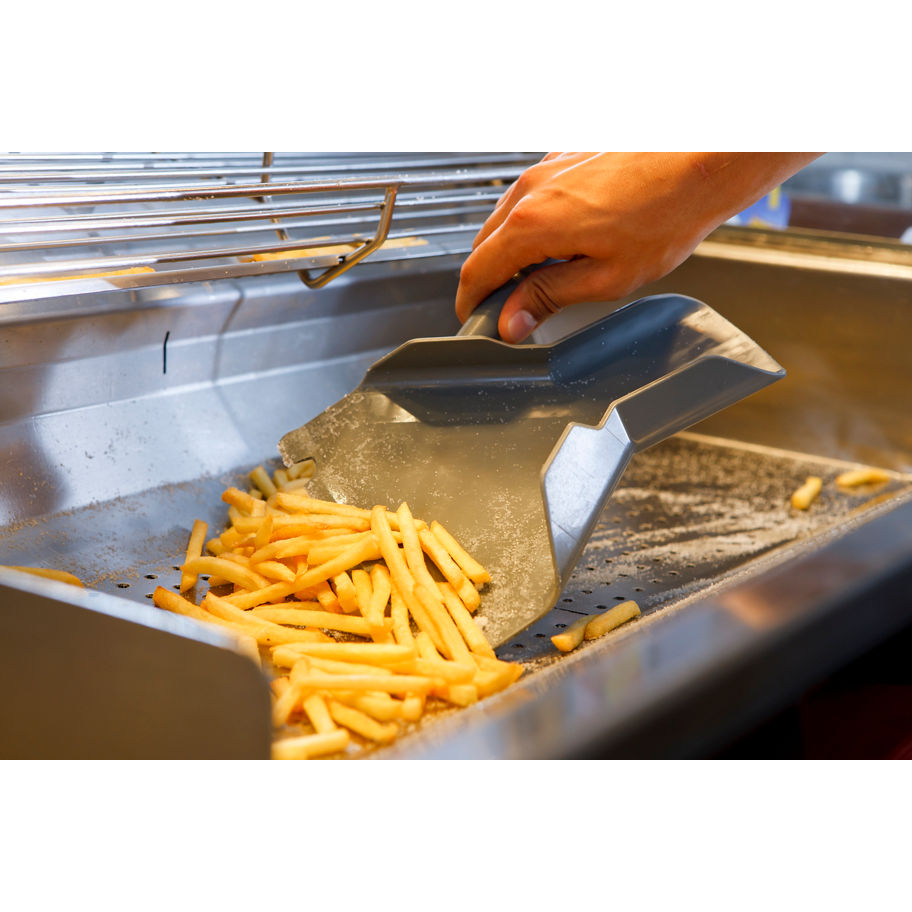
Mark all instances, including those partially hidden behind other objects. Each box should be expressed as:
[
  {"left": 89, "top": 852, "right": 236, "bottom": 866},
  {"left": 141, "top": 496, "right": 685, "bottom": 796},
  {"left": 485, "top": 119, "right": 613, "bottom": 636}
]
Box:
[
  {"left": 456, "top": 260, "right": 559, "bottom": 339},
  {"left": 456, "top": 280, "right": 518, "bottom": 338}
]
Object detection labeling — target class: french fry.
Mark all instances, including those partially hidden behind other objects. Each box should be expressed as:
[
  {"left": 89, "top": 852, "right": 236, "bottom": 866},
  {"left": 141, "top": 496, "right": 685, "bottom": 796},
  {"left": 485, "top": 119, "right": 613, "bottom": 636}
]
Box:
[
  {"left": 251, "top": 606, "right": 378, "bottom": 635},
  {"left": 179, "top": 519, "right": 209, "bottom": 592},
  {"left": 293, "top": 537, "right": 382, "bottom": 590},
  {"left": 222, "top": 486, "right": 266, "bottom": 516},
  {"left": 420, "top": 527, "right": 480, "bottom": 611},
  {"left": 286, "top": 670, "right": 438, "bottom": 695},
  {"left": 429, "top": 520, "right": 491, "bottom": 586},
  {"left": 250, "top": 465, "right": 277, "bottom": 499},
  {"left": 328, "top": 700, "right": 399, "bottom": 743},
  {"left": 333, "top": 571, "right": 359, "bottom": 614},
  {"left": 275, "top": 492, "right": 372, "bottom": 520},
  {"left": 365, "top": 564, "right": 393, "bottom": 642},
  {"left": 182, "top": 556, "right": 268, "bottom": 592},
  {"left": 223, "top": 580, "right": 296, "bottom": 609},
  {"left": 550, "top": 615, "right": 591, "bottom": 653},
  {"left": 254, "top": 514, "right": 274, "bottom": 551},
  {"left": 253, "top": 560, "right": 296, "bottom": 583},
  {"left": 790, "top": 476, "right": 822, "bottom": 511},
  {"left": 390, "top": 584, "right": 416, "bottom": 648},
  {"left": 371, "top": 505, "right": 446, "bottom": 653},
  {"left": 311, "top": 579, "right": 342, "bottom": 613},
  {"left": 351, "top": 568, "right": 373, "bottom": 614},
  {"left": 3, "top": 566, "right": 84, "bottom": 588},
  {"left": 271, "top": 641, "right": 416, "bottom": 665},
  {"left": 438, "top": 581, "right": 496, "bottom": 659},
  {"left": 203, "top": 593, "right": 330, "bottom": 646},
  {"left": 835, "top": 467, "right": 892, "bottom": 487},
  {"left": 286, "top": 459, "right": 315, "bottom": 481},
  {"left": 584, "top": 600, "right": 640, "bottom": 640},
  {"left": 331, "top": 691, "right": 403, "bottom": 722},
  {"left": 272, "top": 729, "right": 349, "bottom": 760},
  {"left": 302, "top": 692, "right": 336, "bottom": 735},
  {"left": 272, "top": 681, "right": 306, "bottom": 727}
]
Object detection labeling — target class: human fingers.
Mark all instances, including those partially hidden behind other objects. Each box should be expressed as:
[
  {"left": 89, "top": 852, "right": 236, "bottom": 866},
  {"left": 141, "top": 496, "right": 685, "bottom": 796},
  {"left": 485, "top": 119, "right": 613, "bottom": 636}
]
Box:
[
  {"left": 471, "top": 153, "right": 592, "bottom": 251},
  {"left": 496, "top": 258, "right": 631, "bottom": 343},
  {"left": 455, "top": 217, "right": 552, "bottom": 324}
]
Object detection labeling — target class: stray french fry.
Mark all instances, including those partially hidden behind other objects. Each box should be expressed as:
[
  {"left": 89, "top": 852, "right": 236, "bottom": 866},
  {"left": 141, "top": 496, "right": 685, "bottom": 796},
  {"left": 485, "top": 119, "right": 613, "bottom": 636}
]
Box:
[
  {"left": 790, "top": 476, "right": 822, "bottom": 510},
  {"left": 2, "top": 566, "right": 84, "bottom": 588},
  {"left": 835, "top": 467, "right": 892, "bottom": 487},
  {"left": 584, "top": 600, "right": 641, "bottom": 640},
  {"left": 550, "top": 615, "right": 591, "bottom": 653},
  {"left": 272, "top": 729, "right": 349, "bottom": 760}
]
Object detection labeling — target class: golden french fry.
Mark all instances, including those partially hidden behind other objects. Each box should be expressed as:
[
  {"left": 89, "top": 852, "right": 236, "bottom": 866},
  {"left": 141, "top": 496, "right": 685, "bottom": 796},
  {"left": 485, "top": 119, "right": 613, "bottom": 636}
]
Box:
[
  {"left": 400, "top": 695, "right": 425, "bottom": 722},
  {"left": 271, "top": 676, "right": 290, "bottom": 698},
  {"left": 272, "top": 729, "right": 349, "bottom": 760},
  {"left": 203, "top": 593, "right": 330, "bottom": 646},
  {"left": 254, "top": 514, "right": 274, "bottom": 551},
  {"left": 438, "top": 581, "right": 496, "bottom": 659},
  {"left": 311, "top": 579, "right": 342, "bottom": 613},
  {"left": 835, "top": 467, "right": 892, "bottom": 487},
  {"left": 584, "top": 600, "right": 641, "bottom": 640},
  {"left": 414, "top": 583, "right": 474, "bottom": 665},
  {"left": 790, "top": 476, "right": 822, "bottom": 511},
  {"left": 550, "top": 616, "right": 590, "bottom": 653},
  {"left": 272, "top": 681, "right": 305, "bottom": 727},
  {"left": 286, "top": 671, "right": 438, "bottom": 695},
  {"left": 179, "top": 519, "right": 209, "bottom": 592},
  {"left": 275, "top": 492, "right": 372, "bottom": 520},
  {"left": 371, "top": 505, "right": 446, "bottom": 653},
  {"left": 3, "top": 566, "right": 84, "bottom": 588},
  {"left": 328, "top": 700, "right": 399, "bottom": 743},
  {"left": 389, "top": 584, "right": 416, "bottom": 648},
  {"left": 418, "top": 528, "right": 467, "bottom": 591},
  {"left": 436, "top": 683, "right": 478, "bottom": 707},
  {"left": 223, "top": 580, "right": 296, "bottom": 609},
  {"left": 182, "top": 556, "right": 268, "bottom": 592},
  {"left": 293, "top": 537, "right": 382, "bottom": 590},
  {"left": 222, "top": 486, "right": 266, "bottom": 516},
  {"left": 351, "top": 568, "right": 372, "bottom": 613},
  {"left": 271, "top": 641, "right": 416, "bottom": 665},
  {"left": 306, "top": 532, "right": 375, "bottom": 565},
  {"left": 250, "top": 465, "right": 277, "bottom": 499},
  {"left": 333, "top": 571, "right": 359, "bottom": 614},
  {"left": 429, "top": 520, "right": 491, "bottom": 585},
  {"left": 253, "top": 560, "right": 296, "bottom": 583},
  {"left": 331, "top": 691, "right": 403, "bottom": 722},
  {"left": 302, "top": 692, "right": 336, "bottom": 735},
  {"left": 251, "top": 606, "right": 377, "bottom": 635},
  {"left": 273, "top": 468, "right": 289, "bottom": 490}
]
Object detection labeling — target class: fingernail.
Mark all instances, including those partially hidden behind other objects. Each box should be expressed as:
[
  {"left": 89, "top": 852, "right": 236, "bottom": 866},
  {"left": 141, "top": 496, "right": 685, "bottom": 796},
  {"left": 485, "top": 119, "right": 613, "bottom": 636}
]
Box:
[{"left": 505, "top": 310, "right": 538, "bottom": 342}]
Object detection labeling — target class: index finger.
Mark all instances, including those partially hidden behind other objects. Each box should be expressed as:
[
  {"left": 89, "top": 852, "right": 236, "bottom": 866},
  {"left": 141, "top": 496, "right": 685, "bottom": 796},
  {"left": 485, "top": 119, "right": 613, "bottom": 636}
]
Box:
[{"left": 454, "top": 220, "right": 547, "bottom": 325}]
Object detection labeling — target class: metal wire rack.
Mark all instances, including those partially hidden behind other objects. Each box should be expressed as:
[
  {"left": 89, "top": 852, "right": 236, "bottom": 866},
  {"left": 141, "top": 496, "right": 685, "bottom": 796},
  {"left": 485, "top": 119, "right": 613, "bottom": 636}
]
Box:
[{"left": 0, "top": 152, "right": 539, "bottom": 292}]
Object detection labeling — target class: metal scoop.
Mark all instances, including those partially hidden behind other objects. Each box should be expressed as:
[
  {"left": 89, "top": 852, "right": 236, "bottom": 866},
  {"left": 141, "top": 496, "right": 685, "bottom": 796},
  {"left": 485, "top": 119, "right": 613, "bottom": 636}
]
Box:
[{"left": 279, "top": 281, "right": 785, "bottom": 647}]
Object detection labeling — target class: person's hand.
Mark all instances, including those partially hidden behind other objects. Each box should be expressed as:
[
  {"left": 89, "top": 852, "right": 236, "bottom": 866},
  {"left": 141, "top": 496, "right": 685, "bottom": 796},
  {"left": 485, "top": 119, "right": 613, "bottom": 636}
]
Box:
[{"left": 455, "top": 151, "right": 821, "bottom": 342}]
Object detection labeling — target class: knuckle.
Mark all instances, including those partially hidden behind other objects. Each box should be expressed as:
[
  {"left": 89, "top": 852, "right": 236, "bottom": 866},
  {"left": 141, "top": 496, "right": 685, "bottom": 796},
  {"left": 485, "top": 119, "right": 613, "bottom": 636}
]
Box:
[{"left": 523, "top": 274, "right": 564, "bottom": 318}]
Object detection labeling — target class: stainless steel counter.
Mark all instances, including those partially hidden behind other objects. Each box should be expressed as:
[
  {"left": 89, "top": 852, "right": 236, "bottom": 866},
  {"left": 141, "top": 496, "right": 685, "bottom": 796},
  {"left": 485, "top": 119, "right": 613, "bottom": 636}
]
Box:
[{"left": 2, "top": 224, "right": 912, "bottom": 759}]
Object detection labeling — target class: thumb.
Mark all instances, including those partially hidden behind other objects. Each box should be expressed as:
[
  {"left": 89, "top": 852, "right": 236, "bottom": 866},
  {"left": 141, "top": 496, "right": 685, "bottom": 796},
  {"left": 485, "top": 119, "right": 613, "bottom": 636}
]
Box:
[{"left": 497, "top": 258, "right": 620, "bottom": 343}]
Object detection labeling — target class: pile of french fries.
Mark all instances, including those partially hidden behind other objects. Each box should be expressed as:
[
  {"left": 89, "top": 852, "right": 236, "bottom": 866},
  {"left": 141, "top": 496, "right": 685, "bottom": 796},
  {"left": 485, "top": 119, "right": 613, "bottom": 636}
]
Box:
[{"left": 152, "top": 462, "right": 523, "bottom": 760}]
